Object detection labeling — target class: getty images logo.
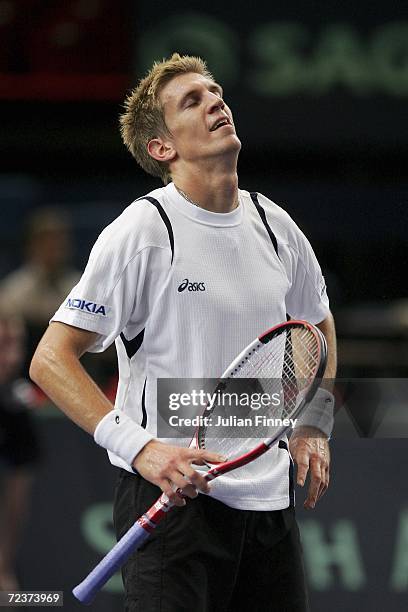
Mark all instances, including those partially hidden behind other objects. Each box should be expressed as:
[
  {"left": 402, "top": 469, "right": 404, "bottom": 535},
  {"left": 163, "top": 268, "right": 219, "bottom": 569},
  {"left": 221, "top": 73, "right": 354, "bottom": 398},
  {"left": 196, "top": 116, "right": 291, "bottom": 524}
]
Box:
[
  {"left": 66, "top": 298, "right": 107, "bottom": 316},
  {"left": 178, "top": 278, "right": 206, "bottom": 292}
]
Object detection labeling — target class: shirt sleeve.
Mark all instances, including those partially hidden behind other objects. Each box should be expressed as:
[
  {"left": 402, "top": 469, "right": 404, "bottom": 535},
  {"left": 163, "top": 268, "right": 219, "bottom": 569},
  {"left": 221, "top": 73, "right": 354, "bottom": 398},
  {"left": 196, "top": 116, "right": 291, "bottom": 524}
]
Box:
[
  {"left": 283, "top": 223, "right": 330, "bottom": 324},
  {"left": 51, "top": 211, "right": 171, "bottom": 352}
]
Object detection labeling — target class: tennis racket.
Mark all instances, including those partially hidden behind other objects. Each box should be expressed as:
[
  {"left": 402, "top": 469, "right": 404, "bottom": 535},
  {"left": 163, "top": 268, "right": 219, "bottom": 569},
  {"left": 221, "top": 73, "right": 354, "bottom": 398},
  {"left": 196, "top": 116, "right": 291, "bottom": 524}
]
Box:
[{"left": 73, "top": 319, "right": 327, "bottom": 604}]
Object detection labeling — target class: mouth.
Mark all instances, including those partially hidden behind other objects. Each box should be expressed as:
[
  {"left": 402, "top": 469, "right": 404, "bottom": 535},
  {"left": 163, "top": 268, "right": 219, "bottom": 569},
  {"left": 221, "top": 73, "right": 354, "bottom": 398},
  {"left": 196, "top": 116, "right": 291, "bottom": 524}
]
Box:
[{"left": 209, "top": 117, "right": 233, "bottom": 132}]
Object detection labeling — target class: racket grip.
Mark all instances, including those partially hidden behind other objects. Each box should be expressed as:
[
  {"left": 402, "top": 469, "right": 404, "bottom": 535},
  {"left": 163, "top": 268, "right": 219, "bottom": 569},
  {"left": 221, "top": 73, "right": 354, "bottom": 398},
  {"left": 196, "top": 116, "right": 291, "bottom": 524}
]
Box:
[{"left": 72, "top": 522, "right": 150, "bottom": 605}]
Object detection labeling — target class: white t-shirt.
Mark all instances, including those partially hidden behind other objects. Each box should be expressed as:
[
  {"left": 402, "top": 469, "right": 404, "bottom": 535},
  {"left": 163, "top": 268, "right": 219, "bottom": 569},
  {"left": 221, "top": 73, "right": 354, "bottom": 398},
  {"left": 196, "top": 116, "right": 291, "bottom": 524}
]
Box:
[{"left": 52, "top": 182, "right": 330, "bottom": 510}]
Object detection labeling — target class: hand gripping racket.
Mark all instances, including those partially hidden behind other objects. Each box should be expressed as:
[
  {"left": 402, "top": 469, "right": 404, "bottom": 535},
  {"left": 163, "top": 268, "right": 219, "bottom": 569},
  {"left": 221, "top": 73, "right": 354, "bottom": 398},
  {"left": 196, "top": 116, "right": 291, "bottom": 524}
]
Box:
[{"left": 73, "top": 319, "right": 327, "bottom": 604}]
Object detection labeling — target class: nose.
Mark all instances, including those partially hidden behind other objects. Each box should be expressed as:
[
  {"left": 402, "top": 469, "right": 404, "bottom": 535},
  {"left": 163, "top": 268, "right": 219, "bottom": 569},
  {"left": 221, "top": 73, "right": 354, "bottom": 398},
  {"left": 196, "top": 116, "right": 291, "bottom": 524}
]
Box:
[{"left": 207, "top": 92, "right": 225, "bottom": 114}]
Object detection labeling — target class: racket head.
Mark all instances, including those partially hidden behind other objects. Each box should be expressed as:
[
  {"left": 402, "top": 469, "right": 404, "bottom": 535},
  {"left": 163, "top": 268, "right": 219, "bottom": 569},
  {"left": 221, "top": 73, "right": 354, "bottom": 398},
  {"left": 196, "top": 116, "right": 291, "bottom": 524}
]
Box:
[{"left": 196, "top": 320, "right": 327, "bottom": 465}]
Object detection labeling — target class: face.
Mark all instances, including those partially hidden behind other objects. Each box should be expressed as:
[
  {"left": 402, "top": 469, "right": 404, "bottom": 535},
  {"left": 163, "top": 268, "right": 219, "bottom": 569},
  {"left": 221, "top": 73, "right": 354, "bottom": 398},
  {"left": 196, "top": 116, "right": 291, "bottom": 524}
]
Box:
[{"left": 155, "top": 72, "right": 241, "bottom": 166}]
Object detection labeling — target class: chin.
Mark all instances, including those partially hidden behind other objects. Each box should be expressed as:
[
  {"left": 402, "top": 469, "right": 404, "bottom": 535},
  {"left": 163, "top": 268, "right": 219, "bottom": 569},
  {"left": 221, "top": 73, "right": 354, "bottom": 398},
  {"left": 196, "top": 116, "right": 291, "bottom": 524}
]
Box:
[{"left": 217, "top": 134, "right": 242, "bottom": 155}]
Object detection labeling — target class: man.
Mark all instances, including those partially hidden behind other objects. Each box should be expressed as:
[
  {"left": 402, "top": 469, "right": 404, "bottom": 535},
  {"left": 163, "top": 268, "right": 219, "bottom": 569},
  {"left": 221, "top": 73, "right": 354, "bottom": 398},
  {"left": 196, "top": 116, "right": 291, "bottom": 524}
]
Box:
[{"left": 30, "top": 54, "right": 336, "bottom": 611}]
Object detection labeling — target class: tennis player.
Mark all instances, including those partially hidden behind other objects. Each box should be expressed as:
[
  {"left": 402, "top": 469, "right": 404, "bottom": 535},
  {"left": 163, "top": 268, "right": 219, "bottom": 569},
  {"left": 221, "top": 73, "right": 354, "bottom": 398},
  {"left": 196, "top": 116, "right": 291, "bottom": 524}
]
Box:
[{"left": 30, "top": 54, "right": 337, "bottom": 611}]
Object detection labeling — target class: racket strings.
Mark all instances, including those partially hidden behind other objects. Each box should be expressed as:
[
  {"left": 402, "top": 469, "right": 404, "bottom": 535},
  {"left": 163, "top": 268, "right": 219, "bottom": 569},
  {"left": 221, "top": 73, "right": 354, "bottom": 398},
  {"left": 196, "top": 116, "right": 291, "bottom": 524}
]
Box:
[
  {"left": 239, "top": 328, "right": 318, "bottom": 391},
  {"left": 236, "top": 332, "right": 286, "bottom": 379},
  {"left": 222, "top": 329, "right": 319, "bottom": 423},
  {"left": 201, "top": 328, "right": 320, "bottom": 465},
  {"left": 281, "top": 330, "right": 319, "bottom": 387},
  {"left": 280, "top": 328, "right": 320, "bottom": 418}
]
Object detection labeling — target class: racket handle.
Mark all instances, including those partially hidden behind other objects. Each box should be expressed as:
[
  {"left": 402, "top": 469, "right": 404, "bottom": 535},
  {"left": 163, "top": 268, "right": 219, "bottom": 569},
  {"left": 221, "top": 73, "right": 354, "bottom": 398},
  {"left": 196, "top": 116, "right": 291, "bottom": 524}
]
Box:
[{"left": 72, "top": 522, "right": 150, "bottom": 605}]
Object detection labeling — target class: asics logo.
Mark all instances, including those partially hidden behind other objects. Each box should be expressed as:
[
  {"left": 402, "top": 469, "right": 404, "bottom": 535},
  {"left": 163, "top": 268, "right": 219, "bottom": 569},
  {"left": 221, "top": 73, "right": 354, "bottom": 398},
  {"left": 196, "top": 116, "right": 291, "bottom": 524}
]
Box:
[{"left": 178, "top": 278, "right": 206, "bottom": 292}]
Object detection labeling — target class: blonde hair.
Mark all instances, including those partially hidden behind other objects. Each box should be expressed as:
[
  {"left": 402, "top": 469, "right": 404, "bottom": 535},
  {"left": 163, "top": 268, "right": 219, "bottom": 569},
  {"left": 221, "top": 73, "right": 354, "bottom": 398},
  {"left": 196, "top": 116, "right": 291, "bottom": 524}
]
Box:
[{"left": 119, "top": 53, "right": 214, "bottom": 184}]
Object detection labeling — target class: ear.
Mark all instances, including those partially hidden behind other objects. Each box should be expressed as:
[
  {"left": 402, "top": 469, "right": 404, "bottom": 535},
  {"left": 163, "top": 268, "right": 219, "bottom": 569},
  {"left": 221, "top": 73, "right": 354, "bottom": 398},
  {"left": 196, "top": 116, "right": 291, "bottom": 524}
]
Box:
[{"left": 147, "top": 138, "right": 177, "bottom": 164}]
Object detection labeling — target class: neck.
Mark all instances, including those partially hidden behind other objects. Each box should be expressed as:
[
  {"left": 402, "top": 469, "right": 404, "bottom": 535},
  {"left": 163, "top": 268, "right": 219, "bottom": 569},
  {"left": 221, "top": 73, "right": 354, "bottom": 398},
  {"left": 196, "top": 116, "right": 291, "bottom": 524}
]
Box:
[{"left": 172, "top": 166, "right": 239, "bottom": 213}]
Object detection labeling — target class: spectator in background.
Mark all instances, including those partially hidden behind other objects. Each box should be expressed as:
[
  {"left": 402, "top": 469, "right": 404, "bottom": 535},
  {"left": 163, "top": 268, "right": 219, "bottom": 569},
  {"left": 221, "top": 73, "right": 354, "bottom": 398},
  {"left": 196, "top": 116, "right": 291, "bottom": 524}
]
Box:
[
  {"left": 0, "top": 208, "right": 80, "bottom": 370},
  {"left": 0, "top": 310, "right": 41, "bottom": 590}
]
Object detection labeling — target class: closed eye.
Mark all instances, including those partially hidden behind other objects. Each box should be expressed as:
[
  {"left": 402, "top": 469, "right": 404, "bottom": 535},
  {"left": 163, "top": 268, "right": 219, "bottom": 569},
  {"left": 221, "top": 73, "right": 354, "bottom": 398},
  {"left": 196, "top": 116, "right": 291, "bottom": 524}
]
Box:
[{"left": 183, "top": 95, "right": 201, "bottom": 109}]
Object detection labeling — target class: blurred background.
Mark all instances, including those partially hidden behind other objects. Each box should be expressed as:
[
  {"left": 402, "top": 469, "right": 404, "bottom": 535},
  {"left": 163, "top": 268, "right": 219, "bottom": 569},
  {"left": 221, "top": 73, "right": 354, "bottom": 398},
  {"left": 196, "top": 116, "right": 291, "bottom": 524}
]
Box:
[{"left": 0, "top": 1, "right": 407, "bottom": 610}]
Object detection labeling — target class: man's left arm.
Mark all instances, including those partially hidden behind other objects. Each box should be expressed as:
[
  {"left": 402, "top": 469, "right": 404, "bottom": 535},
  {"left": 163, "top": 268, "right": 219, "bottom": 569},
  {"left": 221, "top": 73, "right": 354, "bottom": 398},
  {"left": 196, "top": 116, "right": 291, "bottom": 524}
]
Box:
[{"left": 289, "top": 311, "right": 337, "bottom": 509}]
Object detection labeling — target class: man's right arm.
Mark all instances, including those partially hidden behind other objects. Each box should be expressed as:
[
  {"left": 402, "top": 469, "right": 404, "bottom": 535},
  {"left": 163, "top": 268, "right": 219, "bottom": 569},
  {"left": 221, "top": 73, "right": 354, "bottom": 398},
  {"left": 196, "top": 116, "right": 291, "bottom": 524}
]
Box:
[{"left": 30, "top": 322, "right": 224, "bottom": 505}]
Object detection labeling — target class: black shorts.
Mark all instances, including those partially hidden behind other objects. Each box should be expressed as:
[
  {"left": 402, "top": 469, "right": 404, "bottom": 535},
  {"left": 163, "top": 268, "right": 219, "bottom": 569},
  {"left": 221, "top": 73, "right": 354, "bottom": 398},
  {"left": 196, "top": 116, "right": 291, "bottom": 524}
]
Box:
[{"left": 113, "top": 469, "right": 310, "bottom": 612}]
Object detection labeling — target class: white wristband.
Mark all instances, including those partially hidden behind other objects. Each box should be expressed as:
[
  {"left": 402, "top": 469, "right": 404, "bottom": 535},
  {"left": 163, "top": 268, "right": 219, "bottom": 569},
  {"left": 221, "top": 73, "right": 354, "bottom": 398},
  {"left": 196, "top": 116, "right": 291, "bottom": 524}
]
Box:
[
  {"left": 294, "top": 387, "right": 334, "bottom": 438},
  {"left": 93, "top": 409, "right": 154, "bottom": 467}
]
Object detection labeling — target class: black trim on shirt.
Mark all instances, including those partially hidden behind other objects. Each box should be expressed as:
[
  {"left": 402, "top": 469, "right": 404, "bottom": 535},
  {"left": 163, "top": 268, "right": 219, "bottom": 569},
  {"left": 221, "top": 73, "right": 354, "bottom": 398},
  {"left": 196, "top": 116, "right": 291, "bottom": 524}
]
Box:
[
  {"left": 141, "top": 378, "right": 147, "bottom": 429},
  {"left": 120, "top": 328, "right": 145, "bottom": 360},
  {"left": 250, "top": 192, "right": 280, "bottom": 260},
  {"left": 137, "top": 196, "right": 174, "bottom": 264},
  {"left": 130, "top": 378, "right": 148, "bottom": 473},
  {"left": 279, "top": 439, "right": 295, "bottom": 506}
]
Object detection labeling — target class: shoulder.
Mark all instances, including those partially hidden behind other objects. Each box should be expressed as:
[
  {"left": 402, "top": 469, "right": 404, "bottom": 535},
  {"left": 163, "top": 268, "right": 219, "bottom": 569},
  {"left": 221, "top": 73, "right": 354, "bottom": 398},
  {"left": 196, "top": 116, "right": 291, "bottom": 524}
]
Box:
[
  {"left": 90, "top": 186, "right": 172, "bottom": 261},
  {"left": 240, "top": 189, "right": 305, "bottom": 249}
]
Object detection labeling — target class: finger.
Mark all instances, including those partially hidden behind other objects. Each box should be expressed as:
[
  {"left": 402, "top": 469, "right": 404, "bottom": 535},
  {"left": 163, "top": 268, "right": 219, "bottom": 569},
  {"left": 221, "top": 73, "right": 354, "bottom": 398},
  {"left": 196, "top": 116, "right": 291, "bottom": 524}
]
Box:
[
  {"left": 180, "top": 483, "right": 199, "bottom": 499},
  {"left": 159, "top": 479, "right": 186, "bottom": 507},
  {"left": 168, "top": 470, "right": 198, "bottom": 495},
  {"left": 176, "top": 465, "right": 203, "bottom": 496},
  {"left": 295, "top": 452, "right": 310, "bottom": 487},
  {"left": 304, "top": 459, "right": 322, "bottom": 509},
  {"left": 183, "top": 465, "right": 210, "bottom": 494},
  {"left": 188, "top": 449, "right": 226, "bottom": 465},
  {"left": 182, "top": 463, "right": 205, "bottom": 484},
  {"left": 317, "top": 466, "right": 330, "bottom": 501},
  {"left": 305, "top": 461, "right": 322, "bottom": 508},
  {"left": 316, "top": 480, "right": 327, "bottom": 502}
]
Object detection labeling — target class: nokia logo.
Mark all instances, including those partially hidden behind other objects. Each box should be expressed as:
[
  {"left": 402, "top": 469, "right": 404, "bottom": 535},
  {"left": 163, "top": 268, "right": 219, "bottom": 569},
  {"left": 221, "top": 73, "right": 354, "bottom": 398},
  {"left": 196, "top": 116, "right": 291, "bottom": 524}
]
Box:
[
  {"left": 178, "top": 278, "right": 206, "bottom": 293},
  {"left": 66, "top": 298, "right": 107, "bottom": 316}
]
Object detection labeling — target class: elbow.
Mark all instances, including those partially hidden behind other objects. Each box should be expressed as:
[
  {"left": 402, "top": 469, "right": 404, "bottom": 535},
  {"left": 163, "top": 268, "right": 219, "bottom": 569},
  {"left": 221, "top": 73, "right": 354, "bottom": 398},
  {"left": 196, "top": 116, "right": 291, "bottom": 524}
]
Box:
[
  {"left": 29, "top": 323, "right": 77, "bottom": 393},
  {"left": 317, "top": 311, "right": 336, "bottom": 334},
  {"left": 29, "top": 342, "right": 58, "bottom": 389},
  {"left": 29, "top": 347, "right": 46, "bottom": 386}
]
